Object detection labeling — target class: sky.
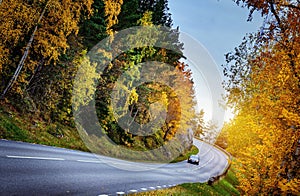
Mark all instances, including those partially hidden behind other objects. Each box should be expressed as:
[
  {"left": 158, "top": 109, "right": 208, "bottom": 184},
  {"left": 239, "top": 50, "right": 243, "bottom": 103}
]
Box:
[{"left": 168, "top": 0, "right": 263, "bottom": 124}]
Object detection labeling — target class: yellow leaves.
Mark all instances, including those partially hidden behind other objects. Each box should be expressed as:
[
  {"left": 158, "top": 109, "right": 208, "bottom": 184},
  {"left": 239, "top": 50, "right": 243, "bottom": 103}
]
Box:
[
  {"left": 161, "top": 92, "right": 168, "bottom": 107},
  {"left": 72, "top": 51, "right": 100, "bottom": 111},
  {"left": 103, "top": 0, "right": 124, "bottom": 35},
  {"left": 0, "top": 45, "right": 9, "bottom": 73},
  {"left": 2, "top": 0, "right": 92, "bottom": 62},
  {"left": 37, "top": 29, "right": 69, "bottom": 61},
  {"left": 92, "top": 48, "right": 113, "bottom": 69},
  {"left": 225, "top": 110, "right": 261, "bottom": 157},
  {"left": 0, "top": 0, "right": 93, "bottom": 96},
  {"left": 0, "top": 0, "right": 37, "bottom": 46},
  {"left": 278, "top": 178, "right": 300, "bottom": 195},
  {"left": 225, "top": 96, "right": 299, "bottom": 194},
  {"left": 0, "top": 0, "right": 36, "bottom": 74},
  {"left": 138, "top": 11, "right": 154, "bottom": 26},
  {"left": 276, "top": 63, "right": 292, "bottom": 88},
  {"left": 280, "top": 108, "right": 300, "bottom": 126},
  {"left": 33, "top": 0, "right": 90, "bottom": 64},
  {"left": 129, "top": 89, "right": 139, "bottom": 105},
  {"left": 224, "top": 1, "right": 300, "bottom": 194}
]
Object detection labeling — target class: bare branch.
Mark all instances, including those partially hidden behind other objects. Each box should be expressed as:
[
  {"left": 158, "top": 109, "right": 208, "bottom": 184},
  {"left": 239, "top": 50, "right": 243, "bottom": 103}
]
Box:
[{"left": 269, "top": 0, "right": 281, "bottom": 27}]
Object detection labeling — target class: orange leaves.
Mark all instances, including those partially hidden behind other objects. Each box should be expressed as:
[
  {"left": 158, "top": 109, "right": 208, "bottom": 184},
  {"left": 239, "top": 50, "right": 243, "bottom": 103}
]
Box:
[
  {"left": 224, "top": 1, "right": 300, "bottom": 195},
  {"left": 278, "top": 178, "right": 300, "bottom": 195},
  {"left": 280, "top": 108, "right": 300, "bottom": 127}
]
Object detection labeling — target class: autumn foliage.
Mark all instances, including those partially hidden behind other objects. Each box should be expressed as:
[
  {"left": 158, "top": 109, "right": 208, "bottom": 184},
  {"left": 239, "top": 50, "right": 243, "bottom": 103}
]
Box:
[
  {"left": 0, "top": 0, "right": 201, "bottom": 158},
  {"left": 223, "top": 0, "right": 300, "bottom": 195}
]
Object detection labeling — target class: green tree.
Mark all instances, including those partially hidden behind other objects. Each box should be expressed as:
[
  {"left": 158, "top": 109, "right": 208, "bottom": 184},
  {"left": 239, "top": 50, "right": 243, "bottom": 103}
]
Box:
[{"left": 79, "top": 0, "right": 107, "bottom": 49}]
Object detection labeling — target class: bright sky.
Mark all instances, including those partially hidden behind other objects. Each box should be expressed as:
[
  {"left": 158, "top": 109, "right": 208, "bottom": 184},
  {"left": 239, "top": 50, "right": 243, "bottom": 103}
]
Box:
[{"left": 169, "top": 0, "right": 263, "bottom": 124}]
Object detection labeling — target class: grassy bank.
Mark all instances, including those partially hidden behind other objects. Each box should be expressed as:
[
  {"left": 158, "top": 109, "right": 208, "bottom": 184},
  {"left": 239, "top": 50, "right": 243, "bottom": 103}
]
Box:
[
  {"left": 134, "top": 169, "right": 240, "bottom": 196},
  {"left": 0, "top": 105, "right": 89, "bottom": 151},
  {"left": 0, "top": 104, "right": 198, "bottom": 163},
  {"left": 0, "top": 105, "right": 240, "bottom": 195}
]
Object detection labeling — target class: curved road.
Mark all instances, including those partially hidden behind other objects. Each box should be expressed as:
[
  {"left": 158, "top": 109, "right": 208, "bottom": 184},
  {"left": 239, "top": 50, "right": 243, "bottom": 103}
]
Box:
[{"left": 0, "top": 138, "right": 229, "bottom": 195}]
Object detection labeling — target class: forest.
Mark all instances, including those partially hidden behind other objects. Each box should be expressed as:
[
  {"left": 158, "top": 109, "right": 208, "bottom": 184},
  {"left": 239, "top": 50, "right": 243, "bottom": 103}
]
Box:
[
  {"left": 0, "top": 0, "right": 299, "bottom": 195},
  {"left": 0, "top": 0, "right": 202, "bottom": 162}
]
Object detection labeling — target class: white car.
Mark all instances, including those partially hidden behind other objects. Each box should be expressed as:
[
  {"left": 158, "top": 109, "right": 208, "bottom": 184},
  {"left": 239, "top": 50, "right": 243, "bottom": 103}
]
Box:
[{"left": 187, "top": 155, "right": 200, "bottom": 165}]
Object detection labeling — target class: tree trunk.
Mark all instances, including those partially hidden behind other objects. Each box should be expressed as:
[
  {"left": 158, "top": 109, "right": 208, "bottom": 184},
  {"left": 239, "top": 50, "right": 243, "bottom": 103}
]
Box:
[{"left": 0, "top": 1, "right": 49, "bottom": 99}]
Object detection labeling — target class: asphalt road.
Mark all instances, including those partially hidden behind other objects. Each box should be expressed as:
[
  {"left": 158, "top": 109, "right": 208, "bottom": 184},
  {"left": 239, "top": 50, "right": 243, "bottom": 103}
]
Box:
[{"left": 0, "top": 138, "right": 229, "bottom": 195}]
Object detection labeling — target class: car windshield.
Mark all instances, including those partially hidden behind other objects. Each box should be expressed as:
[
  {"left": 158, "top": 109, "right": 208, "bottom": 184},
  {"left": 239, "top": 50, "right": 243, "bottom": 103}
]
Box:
[{"left": 190, "top": 155, "right": 198, "bottom": 159}]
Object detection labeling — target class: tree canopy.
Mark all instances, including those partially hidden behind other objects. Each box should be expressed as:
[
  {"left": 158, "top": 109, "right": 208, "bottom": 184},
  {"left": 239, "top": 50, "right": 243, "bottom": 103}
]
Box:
[
  {"left": 222, "top": 0, "right": 300, "bottom": 195},
  {"left": 0, "top": 0, "right": 203, "bottom": 160}
]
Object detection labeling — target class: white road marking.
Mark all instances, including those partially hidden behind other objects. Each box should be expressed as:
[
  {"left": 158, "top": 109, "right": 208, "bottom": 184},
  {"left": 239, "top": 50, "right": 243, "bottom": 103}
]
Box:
[
  {"left": 193, "top": 152, "right": 215, "bottom": 171},
  {"left": 76, "top": 160, "right": 101, "bottom": 163},
  {"left": 140, "top": 188, "right": 147, "bottom": 191},
  {"left": 98, "top": 195, "right": 108, "bottom": 196},
  {"left": 129, "top": 189, "right": 138, "bottom": 193},
  {"left": 6, "top": 155, "right": 64, "bottom": 161},
  {"left": 149, "top": 187, "right": 155, "bottom": 189},
  {"left": 116, "top": 191, "right": 125, "bottom": 195},
  {"left": 162, "top": 185, "right": 167, "bottom": 188},
  {"left": 156, "top": 186, "right": 162, "bottom": 189}
]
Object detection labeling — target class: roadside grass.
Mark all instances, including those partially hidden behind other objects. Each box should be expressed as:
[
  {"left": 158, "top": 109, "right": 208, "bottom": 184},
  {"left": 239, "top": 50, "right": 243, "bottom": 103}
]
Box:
[
  {"left": 0, "top": 104, "right": 198, "bottom": 163},
  {"left": 81, "top": 133, "right": 200, "bottom": 163},
  {"left": 0, "top": 105, "right": 240, "bottom": 195},
  {"left": 133, "top": 169, "right": 240, "bottom": 196},
  {"left": 0, "top": 105, "right": 88, "bottom": 152}
]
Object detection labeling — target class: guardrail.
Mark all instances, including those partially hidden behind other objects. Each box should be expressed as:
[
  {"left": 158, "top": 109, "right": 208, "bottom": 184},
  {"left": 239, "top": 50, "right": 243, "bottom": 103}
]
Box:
[{"left": 194, "top": 136, "right": 233, "bottom": 185}]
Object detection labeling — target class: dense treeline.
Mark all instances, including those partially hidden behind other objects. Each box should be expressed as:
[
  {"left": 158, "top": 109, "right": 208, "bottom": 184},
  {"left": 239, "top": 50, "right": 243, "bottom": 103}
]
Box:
[
  {"left": 221, "top": 0, "right": 300, "bottom": 195},
  {"left": 0, "top": 0, "right": 202, "bottom": 155}
]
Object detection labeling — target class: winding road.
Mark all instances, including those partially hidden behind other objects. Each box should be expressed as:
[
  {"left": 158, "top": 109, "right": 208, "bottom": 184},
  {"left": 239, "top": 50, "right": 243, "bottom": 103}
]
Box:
[{"left": 0, "top": 138, "right": 229, "bottom": 195}]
